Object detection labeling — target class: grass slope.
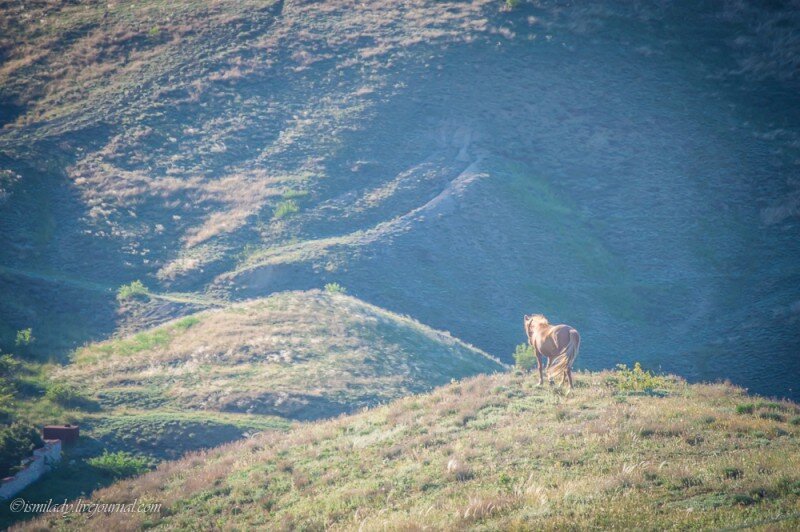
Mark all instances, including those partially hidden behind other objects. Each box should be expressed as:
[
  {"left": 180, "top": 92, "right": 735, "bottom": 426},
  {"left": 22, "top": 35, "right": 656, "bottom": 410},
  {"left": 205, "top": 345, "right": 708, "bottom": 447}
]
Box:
[
  {"left": 63, "top": 290, "right": 504, "bottom": 419},
  {"left": 1, "top": 289, "right": 502, "bottom": 529},
  {"left": 21, "top": 370, "right": 800, "bottom": 531}
]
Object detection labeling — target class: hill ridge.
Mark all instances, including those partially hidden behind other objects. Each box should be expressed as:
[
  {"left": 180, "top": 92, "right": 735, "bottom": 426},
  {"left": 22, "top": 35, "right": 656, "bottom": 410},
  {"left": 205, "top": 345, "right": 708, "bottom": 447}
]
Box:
[{"left": 20, "top": 369, "right": 800, "bottom": 531}]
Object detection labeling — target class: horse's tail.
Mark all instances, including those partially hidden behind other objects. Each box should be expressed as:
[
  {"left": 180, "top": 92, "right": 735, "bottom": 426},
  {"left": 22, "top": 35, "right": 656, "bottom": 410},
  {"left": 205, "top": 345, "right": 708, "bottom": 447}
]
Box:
[{"left": 547, "top": 328, "right": 580, "bottom": 385}]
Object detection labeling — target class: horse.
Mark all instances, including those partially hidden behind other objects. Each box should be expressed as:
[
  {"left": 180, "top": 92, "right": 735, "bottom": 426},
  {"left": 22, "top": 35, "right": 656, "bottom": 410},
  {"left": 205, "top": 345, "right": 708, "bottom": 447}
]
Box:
[{"left": 523, "top": 314, "right": 580, "bottom": 392}]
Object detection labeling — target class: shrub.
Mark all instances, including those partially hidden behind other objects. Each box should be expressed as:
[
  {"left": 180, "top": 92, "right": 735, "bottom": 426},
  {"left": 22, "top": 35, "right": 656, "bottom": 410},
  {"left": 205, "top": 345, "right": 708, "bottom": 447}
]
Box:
[
  {"left": 282, "top": 189, "right": 309, "bottom": 200},
  {"left": 116, "top": 280, "right": 149, "bottom": 302},
  {"left": 446, "top": 458, "right": 473, "bottom": 482},
  {"left": 87, "top": 450, "right": 150, "bottom": 478},
  {"left": 45, "top": 383, "right": 96, "bottom": 410},
  {"left": 759, "top": 411, "right": 785, "bottom": 423},
  {"left": 324, "top": 282, "right": 346, "bottom": 294},
  {"left": 0, "top": 353, "right": 20, "bottom": 377},
  {"left": 0, "top": 422, "right": 44, "bottom": 477},
  {"left": 736, "top": 404, "right": 755, "bottom": 415},
  {"left": 15, "top": 328, "right": 34, "bottom": 347},
  {"left": 174, "top": 316, "right": 201, "bottom": 331},
  {"left": 512, "top": 344, "right": 536, "bottom": 372},
  {"left": 723, "top": 467, "right": 743, "bottom": 480},
  {"left": 273, "top": 200, "right": 299, "bottom": 220},
  {"left": 0, "top": 354, "right": 21, "bottom": 417},
  {"left": 612, "top": 363, "right": 670, "bottom": 393},
  {"left": 504, "top": 0, "right": 521, "bottom": 9}
]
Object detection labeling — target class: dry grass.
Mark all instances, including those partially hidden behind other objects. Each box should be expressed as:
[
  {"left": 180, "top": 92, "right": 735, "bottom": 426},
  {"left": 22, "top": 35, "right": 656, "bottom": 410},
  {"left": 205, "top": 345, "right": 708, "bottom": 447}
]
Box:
[
  {"left": 0, "top": 0, "right": 504, "bottom": 285},
  {"left": 19, "top": 369, "right": 800, "bottom": 531},
  {"left": 61, "top": 290, "right": 503, "bottom": 418}
]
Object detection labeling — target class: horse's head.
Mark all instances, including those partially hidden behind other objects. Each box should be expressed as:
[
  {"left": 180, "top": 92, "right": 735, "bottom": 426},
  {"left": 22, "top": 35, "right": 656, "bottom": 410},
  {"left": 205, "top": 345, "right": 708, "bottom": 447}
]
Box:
[{"left": 524, "top": 314, "right": 549, "bottom": 336}]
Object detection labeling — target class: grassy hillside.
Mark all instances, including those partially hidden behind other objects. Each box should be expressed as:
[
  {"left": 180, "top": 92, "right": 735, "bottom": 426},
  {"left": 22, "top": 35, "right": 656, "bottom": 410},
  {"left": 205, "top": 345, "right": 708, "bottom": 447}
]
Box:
[
  {"left": 20, "top": 369, "right": 800, "bottom": 531},
  {"left": 61, "top": 289, "right": 504, "bottom": 419},
  {"left": 2, "top": 0, "right": 799, "bottom": 398},
  {"left": 0, "top": 289, "right": 501, "bottom": 529}
]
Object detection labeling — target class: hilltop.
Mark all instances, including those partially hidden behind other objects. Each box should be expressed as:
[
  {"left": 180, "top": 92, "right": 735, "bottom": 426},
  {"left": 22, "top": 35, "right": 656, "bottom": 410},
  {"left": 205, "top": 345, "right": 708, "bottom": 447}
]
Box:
[
  {"left": 61, "top": 289, "right": 504, "bottom": 420},
  {"left": 21, "top": 369, "right": 800, "bottom": 530}
]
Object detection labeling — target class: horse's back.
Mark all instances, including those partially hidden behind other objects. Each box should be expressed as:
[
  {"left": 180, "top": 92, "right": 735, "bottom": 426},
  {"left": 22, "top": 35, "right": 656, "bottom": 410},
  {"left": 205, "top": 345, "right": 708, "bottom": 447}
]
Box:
[{"left": 552, "top": 324, "right": 576, "bottom": 346}]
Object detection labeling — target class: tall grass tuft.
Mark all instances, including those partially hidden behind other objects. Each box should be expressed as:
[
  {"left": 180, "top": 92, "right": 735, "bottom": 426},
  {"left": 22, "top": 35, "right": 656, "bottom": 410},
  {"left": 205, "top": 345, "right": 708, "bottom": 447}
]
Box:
[
  {"left": 273, "top": 200, "right": 299, "bottom": 220},
  {"left": 116, "top": 280, "right": 149, "bottom": 302}
]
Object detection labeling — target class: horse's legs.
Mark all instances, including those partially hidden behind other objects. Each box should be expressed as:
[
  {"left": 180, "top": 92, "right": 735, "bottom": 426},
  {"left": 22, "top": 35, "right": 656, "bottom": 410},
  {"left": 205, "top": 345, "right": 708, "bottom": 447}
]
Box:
[
  {"left": 567, "top": 367, "right": 574, "bottom": 390},
  {"left": 535, "top": 352, "right": 544, "bottom": 386}
]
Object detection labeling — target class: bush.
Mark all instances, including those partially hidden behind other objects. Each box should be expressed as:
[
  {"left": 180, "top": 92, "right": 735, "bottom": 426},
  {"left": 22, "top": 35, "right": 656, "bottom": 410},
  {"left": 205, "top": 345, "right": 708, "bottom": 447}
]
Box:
[
  {"left": 116, "top": 280, "right": 149, "bottom": 302},
  {"left": 512, "top": 343, "right": 536, "bottom": 372},
  {"left": 0, "top": 422, "right": 44, "bottom": 477},
  {"left": 87, "top": 450, "right": 150, "bottom": 478},
  {"left": 612, "top": 363, "right": 670, "bottom": 393},
  {"left": 759, "top": 411, "right": 785, "bottom": 422},
  {"left": 0, "top": 353, "right": 20, "bottom": 377},
  {"left": 324, "top": 282, "right": 346, "bottom": 294},
  {"left": 15, "top": 328, "right": 34, "bottom": 347},
  {"left": 282, "top": 189, "right": 309, "bottom": 200},
  {"left": 0, "top": 354, "right": 21, "bottom": 418},
  {"left": 273, "top": 199, "right": 299, "bottom": 220},
  {"left": 45, "top": 383, "right": 96, "bottom": 410},
  {"left": 736, "top": 403, "right": 755, "bottom": 415}
]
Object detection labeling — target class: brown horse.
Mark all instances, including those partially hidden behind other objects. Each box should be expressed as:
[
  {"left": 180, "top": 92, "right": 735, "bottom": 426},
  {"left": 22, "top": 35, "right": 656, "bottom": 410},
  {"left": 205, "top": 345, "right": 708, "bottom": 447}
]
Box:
[{"left": 524, "top": 314, "right": 580, "bottom": 391}]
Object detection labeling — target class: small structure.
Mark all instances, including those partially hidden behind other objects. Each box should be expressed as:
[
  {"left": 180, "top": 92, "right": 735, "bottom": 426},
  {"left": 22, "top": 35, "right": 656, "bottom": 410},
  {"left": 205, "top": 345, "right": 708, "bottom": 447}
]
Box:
[
  {"left": 0, "top": 440, "right": 62, "bottom": 500},
  {"left": 43, "top": 424, "right": 79, "bottom": 445}
]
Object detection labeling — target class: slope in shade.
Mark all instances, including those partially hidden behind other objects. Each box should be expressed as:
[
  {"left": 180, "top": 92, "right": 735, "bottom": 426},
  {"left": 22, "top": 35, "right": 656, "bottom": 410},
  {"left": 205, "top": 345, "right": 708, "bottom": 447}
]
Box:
[{"left": 62, "top": 290, "right": 504, "bottom": 420}]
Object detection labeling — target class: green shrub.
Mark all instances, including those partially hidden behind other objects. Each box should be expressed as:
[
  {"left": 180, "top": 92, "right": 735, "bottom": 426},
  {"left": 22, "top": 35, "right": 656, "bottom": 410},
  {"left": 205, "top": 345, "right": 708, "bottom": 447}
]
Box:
[
  {"left": 273, "top": 200, "right": 299, "bottom": 220},
  {"left": 736, "top": 403, "right": 755, "bottom": 415},
  {"left": 282, "top": 189, "right": 309, "bottom": 200},
  {"left": 45, "top": 383, "right": 96, "bottom": 410},
  {"left": 0, "top": 422, "right": 44, "bottom": 477},
  {"left": 723, "top": 467, "right": 743, "bottom": 480},
  {"left": 504, "top": 0, "right": 521, "bottom": 9},
  {"left": 612, "top": 363, "right": 670, "bottom": 393},
  {"left": 759, "top": 411, "right": 785, "bottom": 423},
  {"left": 174, "top": 316, "right": 201, "bottom": 331},
  {"left": 116, "top": 280, "right": 149, "bottom": 302},
  {"left": 15, "top": 328, "right": 34, "bottom": 347},
  {"left": 0, "top": 354, "right": 20, "bottom": 417},
  {"left": 512, "top": 344, "right": 536, "bottom": 372},
  {"left": 0, "top": 353, "right": 20, "bottom": 385},
  {"left": 87, "top": 450, "right": 150, "bottom": 478},
  {"left": 324, "top": 282, "right": 347, "bottom": 294}
]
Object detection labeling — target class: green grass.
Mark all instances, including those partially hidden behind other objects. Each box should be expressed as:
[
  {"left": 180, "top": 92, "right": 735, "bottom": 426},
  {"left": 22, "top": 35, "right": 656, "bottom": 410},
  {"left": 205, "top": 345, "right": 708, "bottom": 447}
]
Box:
[
  {"left": 26, "top": 370, "right": 800, "bottom": 531},
  {"left": 273, "top": 200, "right": 300, "bottom": 220},
  {"left": 87, "top": 450, "right": 151, "bottom": 479},
  {"left": 74, "top": 315, "right": 203, "bottom": 364},
  {"left": 324, "top": 282, "right": 347, "bottom": 294},
  {"left": 115, "top": 280, "right": 149, "bottom": 302},
  {"left": 282, "top": 189, "right": 309, "bottom": 200}
]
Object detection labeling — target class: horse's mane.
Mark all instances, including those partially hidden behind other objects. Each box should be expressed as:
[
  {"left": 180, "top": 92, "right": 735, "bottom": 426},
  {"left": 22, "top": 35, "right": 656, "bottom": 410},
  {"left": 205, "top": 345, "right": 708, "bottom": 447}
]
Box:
[{"left": 525, "top": 314, "right": 549, "bottom": 327}]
